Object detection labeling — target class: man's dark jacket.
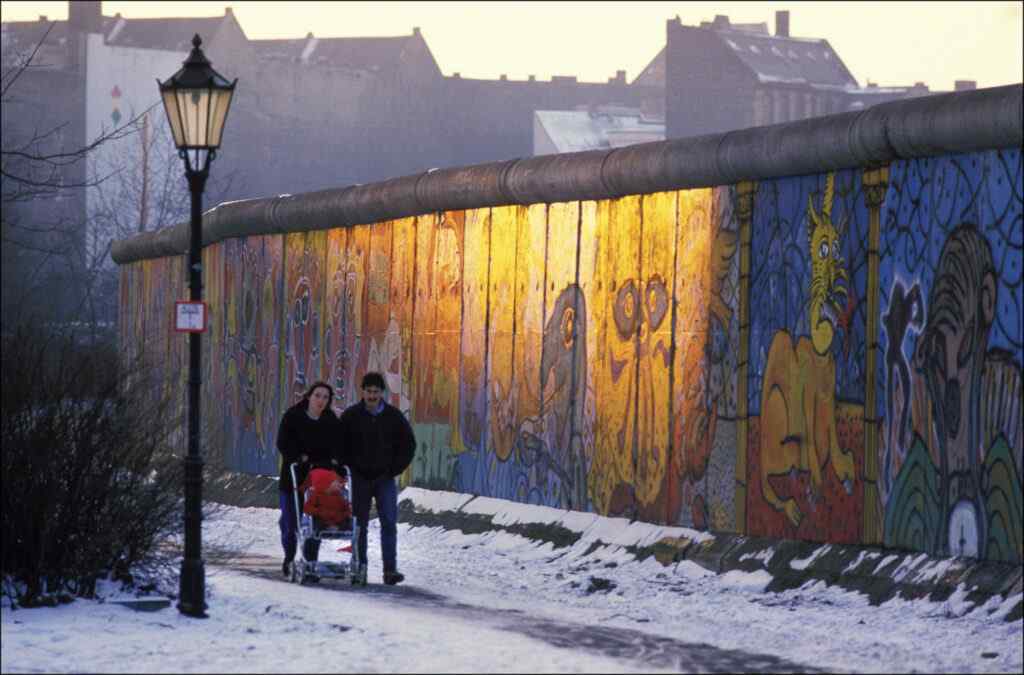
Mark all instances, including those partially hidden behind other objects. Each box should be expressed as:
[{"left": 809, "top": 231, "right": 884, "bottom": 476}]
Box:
[
  {"left": 276, "top": 403, "right": 340, "bottom": 492},
  {"left": 338, "top": 401, "right": 416, "bottom": 480}
]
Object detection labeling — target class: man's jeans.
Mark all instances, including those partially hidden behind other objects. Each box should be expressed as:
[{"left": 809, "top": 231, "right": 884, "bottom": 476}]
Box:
[{"left": 351, "top": 474, "right": 398, "bottom": 573}]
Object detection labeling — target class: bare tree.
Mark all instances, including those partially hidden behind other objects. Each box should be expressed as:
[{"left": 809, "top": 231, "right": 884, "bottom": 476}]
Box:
[{"left": 1, "top": 22, "right": 240, "bottom": 331}]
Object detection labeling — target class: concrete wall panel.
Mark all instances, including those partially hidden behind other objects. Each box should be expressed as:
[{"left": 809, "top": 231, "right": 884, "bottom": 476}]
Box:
[{"left": 115, "top": 92, "right": 1022, "bottom": 563}]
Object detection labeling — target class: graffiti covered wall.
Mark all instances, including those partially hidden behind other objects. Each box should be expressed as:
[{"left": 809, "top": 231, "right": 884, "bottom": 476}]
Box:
[{"left": 119, "top": 147, "right": 1022, "bottom": 563}]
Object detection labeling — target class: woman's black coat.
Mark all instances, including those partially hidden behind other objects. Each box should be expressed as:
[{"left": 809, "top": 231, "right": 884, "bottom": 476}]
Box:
[{"left": 275, "top": 402, "right": 340, "bottom": 493}]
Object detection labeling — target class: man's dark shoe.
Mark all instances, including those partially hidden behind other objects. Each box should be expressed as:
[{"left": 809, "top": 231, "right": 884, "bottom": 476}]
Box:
[
  {"left": 282, "top": 559, "right": 292, "bottom": 578},
  {"left": 383, "top": 571, "right": 405, "bottom": 586},
  {"left": 351, "top": 564, "right": 367, "bottom": 587}
]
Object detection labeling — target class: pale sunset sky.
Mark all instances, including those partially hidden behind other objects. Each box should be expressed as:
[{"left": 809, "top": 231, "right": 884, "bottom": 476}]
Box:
[{"left": 2, "top": 1, "right": 1022, "bottom": 91}]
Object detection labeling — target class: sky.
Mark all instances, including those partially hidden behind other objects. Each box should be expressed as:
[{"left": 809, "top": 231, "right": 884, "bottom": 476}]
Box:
[
  {"left": 2, "top": 493, "right": 1022, "bottom": 673},
  {"left": 1, "top": 1, "right": 1022, "bottom": 91}
]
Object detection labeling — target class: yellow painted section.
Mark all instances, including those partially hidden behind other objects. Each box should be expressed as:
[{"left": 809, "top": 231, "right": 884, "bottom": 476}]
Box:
[
  {"left": 433, "top": 211, "right": 465, "bottom": 452},
  {"left": 589, "top": 195, "right": 642, "bottom": 516},
  {"left": 576, "top": 200, "right": 600, "bottom": 500},
  {"left": 367, "top": 221, "right": 393, "bottom": 335},
  {"left": 544, "top": 201, "right": 581, "bottom": 410},
  {"left": 513, "top": 204, "right": 547, "bottom": 457},
  {"left": 387, "top": 217, "right": 416, "bottom": 415},
  {"left": 672, "top": 188, "right": 715, "bottom": 487},
  {"left": 459, "top": 207, "right": 491, "bottom": 453},
  {"left": 411, "top": 213, "right": 438, "bottom": 424},
  {"left": 544, "top": 201, "right": 583, "bottom": 503},
  {"left": 636, "top": 191, "right": 677, "bottom": 520},
  {"left": 488, "top": 205, "right": 518, "bottom": 461}
]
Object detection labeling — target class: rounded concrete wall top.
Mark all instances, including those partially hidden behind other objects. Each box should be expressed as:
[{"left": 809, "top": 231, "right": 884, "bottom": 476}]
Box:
[{"left": 112, "top": 84, "right": 1022, "bottom": 265}]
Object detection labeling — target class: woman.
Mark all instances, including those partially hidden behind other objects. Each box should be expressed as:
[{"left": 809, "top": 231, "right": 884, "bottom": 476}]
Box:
[{"left": 275, "top": 381, "right": 340, "bottom": 578}]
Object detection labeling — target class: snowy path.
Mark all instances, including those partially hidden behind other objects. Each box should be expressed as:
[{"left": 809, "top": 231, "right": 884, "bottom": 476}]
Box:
[{"left": 3, "top": 503, "right": 1022, "bottom": 673}]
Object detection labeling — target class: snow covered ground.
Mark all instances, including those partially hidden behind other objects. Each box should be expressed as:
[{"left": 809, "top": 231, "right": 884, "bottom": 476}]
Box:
[{"left": 2, "top": 498, "right": 1021, "bottom": 674}]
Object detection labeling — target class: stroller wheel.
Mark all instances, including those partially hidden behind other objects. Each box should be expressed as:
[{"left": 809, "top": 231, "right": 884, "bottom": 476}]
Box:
[{"left": 296, "top": 560, "right": 319, "bottom": 585}]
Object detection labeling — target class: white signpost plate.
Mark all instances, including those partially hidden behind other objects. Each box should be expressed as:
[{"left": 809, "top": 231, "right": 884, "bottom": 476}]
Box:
[{"left": 175, "top": 301, "right": 207, "bottom": 333}]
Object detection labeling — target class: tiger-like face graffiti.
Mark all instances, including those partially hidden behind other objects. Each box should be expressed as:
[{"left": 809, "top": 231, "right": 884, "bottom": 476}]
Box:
[{"left": 807, "top": 173, "right": 849, "bottom": 355}]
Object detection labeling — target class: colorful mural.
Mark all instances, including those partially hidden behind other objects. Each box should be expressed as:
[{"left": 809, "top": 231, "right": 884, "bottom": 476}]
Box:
[
  {"left": 879, "top": 149, "right": 1023, "bottom": 562},
  {"left": 224, "top": 235, "right": 285, "bottom": 475},
  {"left": 747, "top": 171, "right": 866, "bottom": 544},
  {"left": 118, "top": 147, "right": 1022, "bottom": 563}
]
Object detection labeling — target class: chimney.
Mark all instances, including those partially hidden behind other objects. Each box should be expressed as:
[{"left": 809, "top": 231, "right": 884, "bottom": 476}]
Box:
[
  {"left": 528, "top": 74, "right": 535, "bottom": 82},
  {"left": 711, "top": 14, "right": 730, "bottom": 29},
  {"left": 954, "top": 79, "right": 977, "bottom": 91},
  {"left": 413, "top": 26, "right": 421, "bottom": 36},
  {"left": 775, "top": 10, "right": 790, "bottom": 37},
  {"left": 225, "top": 6, "right": 233, "bottom": 15},
  {"left": 452, "top": 72, "right": 460, "bottom": 78},
  {"left": 68, "top": 1, "right": 103, "bottom": 34},
  {"left": 39, "top": 15, "right": 48, "bottom": 22},
  {"left": 615, "top": 69, "right": 626, "bottom": 84},
  {"left": 499, "top": 74, "right": 507, "bottom": 81}
]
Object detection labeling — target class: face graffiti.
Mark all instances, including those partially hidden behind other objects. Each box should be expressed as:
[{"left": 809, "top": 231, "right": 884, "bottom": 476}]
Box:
[
  {"left": 911, "top": 225, "right": 998, "bottom": 557},
  {"left": 806, "top": 173, "right": 849, "bottom": 356}
]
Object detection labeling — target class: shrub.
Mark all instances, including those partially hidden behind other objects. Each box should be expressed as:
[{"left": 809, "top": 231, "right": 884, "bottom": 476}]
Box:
[{"left": 1, "top": 322, "right": 188, "bottom": 607}]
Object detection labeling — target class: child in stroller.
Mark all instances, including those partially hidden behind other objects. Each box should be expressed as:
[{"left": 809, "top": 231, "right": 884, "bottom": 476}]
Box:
[{"left": 289, "top": 462, "right": 358, "bottom": 584}]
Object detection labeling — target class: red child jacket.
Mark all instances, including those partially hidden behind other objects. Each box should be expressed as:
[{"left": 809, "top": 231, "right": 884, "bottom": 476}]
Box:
[{"left": 300, "top": 468, "right": 352, "bottom": 526}]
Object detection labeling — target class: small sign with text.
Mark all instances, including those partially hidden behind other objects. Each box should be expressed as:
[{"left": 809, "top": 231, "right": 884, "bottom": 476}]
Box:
[{"left": 175, "top": 301, "right": 207, "bottom": 332}]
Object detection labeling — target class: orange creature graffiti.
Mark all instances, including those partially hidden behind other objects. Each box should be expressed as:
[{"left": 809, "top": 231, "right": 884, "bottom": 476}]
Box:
[{"left": 759, "top": 173, "right": 857, "bottom": 527}]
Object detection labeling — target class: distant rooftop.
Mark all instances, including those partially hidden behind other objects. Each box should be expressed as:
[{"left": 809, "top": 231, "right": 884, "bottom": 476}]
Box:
[
  {"left": 702, "top": 13, "right": 856, "bottom": 87},
  {"left": 534, "top": 107, "right": 665, "bottom": 155},
  {"left": 251, "top": 33, "right": 416, "bottom": 70},
  {"left": 102, "top": 14, "right": 227, "bottom": 51},
  {"left": 0, "top": 11, "right": 231, "bottom": 57}
]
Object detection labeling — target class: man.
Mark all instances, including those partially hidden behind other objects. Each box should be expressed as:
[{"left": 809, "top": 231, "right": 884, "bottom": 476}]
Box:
[{"left": 338, "top": 371, "right": 416, "bottom": 585}]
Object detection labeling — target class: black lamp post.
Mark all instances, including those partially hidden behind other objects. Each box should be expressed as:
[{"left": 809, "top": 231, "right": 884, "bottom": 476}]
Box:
[{"left": 157, "top": 34, "right": 236, "bottom": 618}]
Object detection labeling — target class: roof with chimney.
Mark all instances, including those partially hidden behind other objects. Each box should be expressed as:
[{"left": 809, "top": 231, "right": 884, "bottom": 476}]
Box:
[
  {"left": 251, "top": 32, "right": 420, "bottom": 71},
  {"left": 101, "top": 14, "right": 229, "bottom": 51},
  {"left": 702, "top": 14, "right": 856, "bottom": 88},
  {"left": 639, "top": 12, "right": 859, "bottom": 90},
  {"left": 1, "top": 11, "right": 233, "bottom": 62}
]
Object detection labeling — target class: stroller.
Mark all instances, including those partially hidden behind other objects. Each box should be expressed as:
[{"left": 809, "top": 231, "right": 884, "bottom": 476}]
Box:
[{"left": 289, "top": 462, "right": 359, "bottom": 585}]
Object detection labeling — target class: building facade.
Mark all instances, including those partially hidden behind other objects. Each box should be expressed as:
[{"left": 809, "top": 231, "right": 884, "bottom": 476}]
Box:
[
  {"left": 2, "top": 3, "right": 978, "bottom": 262},
  {"left": 663, "top": 11, "right": 971, "bottom": 139}
]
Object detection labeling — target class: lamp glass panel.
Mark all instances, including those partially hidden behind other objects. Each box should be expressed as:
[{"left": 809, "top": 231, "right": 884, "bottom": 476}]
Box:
[
  {"left": 161, "top": 88, "right": 186, "bottom": 147},
  {"left": 177, "top": 88, "right": 212, "bottom": 148},
  {"left": 206, "top": 88, "right": 234, "bottom": 148}
]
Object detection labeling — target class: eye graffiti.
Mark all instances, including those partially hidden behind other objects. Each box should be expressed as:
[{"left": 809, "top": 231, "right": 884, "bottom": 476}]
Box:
[
  {"left": 645, "top": 275, "right": 669, "bottom": 335},
  {"left": 560, "top": 306, "right": 575, "bottom": 349},
  {"left": 613, "top": 276, "right": 669, "bottom": 340}
]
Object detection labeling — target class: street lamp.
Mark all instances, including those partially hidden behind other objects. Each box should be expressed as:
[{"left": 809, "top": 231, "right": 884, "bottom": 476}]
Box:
[{"left": 157, "top": 33, "right": 236, "bottom": 618}]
